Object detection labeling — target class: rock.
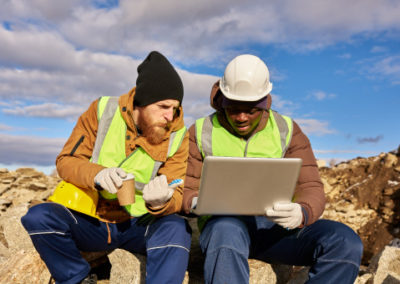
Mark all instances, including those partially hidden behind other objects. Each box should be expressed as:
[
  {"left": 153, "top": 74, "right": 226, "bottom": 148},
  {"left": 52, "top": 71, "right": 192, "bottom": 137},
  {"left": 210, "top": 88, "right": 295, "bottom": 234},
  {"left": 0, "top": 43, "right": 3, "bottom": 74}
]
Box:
[
  {"left": 354, "top": 273, "right": 373, "bottom": 284},
  {"left": 108, "top": 249, "right": 146, "bottom": 284},
  {"left": 249, "top": 260, "right": 293, "bottom": 283},
  {"left": 287, "top": 266, "right": 309, "bottom": 283},
  {"left": 28, "top": 182, "right": 47, "bottom": 191},
  {"left": 316, "top": 160, "right": 326, "bottom": 168},
  {"left": 0, "top": 203, "right": 34, "bottom": 253},
  {"left": 384, "top": 153, "right": 398, "bottom": 168},
  {"left": 0, "top": 249, "right": 51, "bottom": 283},
  {"left": 368, "top": 246, "right": 400, "bottom": 283}
]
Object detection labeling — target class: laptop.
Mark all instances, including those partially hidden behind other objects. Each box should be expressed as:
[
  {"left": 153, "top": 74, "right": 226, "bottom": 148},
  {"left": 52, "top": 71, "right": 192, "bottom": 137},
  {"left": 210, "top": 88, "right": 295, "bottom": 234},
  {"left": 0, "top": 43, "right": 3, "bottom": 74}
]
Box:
[{"left": 192, "top": 156, "right": 302, "bottom": 215}]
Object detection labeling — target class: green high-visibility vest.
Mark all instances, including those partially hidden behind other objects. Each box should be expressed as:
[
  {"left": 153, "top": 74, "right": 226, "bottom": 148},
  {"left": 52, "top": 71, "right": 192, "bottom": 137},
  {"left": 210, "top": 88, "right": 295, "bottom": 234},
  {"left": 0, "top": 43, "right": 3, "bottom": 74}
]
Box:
[
  {"left": 92, "top": 96, "right": 186, "bottom": 217},
  {"left": 195, "top": 110, "right": 293, "bottom": 229}
]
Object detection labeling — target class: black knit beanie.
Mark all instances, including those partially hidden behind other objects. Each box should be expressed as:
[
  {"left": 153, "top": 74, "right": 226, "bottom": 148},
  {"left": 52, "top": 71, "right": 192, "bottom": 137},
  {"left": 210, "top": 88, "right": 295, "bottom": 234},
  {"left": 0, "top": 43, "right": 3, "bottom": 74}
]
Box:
[{"left": 134, "top": 51, "right": 183, "bottom": 107}]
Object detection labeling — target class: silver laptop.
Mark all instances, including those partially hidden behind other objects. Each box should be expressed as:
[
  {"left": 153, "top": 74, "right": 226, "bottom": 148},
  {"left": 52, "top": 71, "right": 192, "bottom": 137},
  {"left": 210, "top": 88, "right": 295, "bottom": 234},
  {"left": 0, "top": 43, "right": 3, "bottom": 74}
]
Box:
[{"left": 192, "top": 156, "right": 302, "bottom": 215}]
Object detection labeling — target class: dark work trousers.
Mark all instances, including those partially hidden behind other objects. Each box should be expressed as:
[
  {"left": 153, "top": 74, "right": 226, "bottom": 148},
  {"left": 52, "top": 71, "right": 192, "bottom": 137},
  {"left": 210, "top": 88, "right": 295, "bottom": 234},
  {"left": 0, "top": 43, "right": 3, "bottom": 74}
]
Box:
[
  {"left": 200, "top": 216, "right": 363, "bottom": 284},
  {"left": 21, "top": 202, "right": 191, "bottom": 284}
]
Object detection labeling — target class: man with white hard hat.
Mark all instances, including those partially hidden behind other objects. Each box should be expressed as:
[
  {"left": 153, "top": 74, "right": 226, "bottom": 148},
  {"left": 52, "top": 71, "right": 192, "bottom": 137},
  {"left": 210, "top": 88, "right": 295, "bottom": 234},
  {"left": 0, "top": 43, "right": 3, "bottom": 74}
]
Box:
[{"left": 182, "top": 54, "right": 363, "bottom": 283}]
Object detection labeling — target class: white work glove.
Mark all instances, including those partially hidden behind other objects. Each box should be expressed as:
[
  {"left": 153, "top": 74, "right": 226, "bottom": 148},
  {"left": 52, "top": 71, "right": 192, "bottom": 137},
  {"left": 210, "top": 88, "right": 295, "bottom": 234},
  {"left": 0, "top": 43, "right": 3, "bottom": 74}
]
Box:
[
  {"left": 265, "top": 202, "right": 303, "bottom": 230},
  {"left": 143, "top": 175, "right": 183, "bottom": 208},
  {"left": 94, "top": 167, "right": 127, "bottom": 194}
]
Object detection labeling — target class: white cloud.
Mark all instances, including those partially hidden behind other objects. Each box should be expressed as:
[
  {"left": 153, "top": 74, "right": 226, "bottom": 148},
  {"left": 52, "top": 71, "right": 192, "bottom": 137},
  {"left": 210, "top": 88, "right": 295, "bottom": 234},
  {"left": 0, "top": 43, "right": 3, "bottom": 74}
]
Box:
[
  {"left": 307, "top": 91, "right": 336, "bottom": 101},
  {"left": 2, "top": 0, "right": 400, "bottom": 66},
  {"left": 179, "top": 71, "right": 219, "bottom": 126},
  {"left": 373, "top": 56, "right": 400, "bottom": 78},
  {"left": 0, "top": 0, "right": 83, "bottom": 22},
  {"left": 370, "top": 46, "right": 387, "bottom": 53},
  {"left": 314, "top": 149, "right": 376, "bottom": 154},
  {"left": 3, "top": 103, "right": 87, "bottom": 120},
  {"left": 338, "top": 53, "right": 352, "bottom": 59},
  {"left": 363, "top": 55, "right": 400, "bottom": 84},
  {"left": 0, "top": 52, "right": 140, "bottom": 105},
  {"left": 0, "top": 123, "right": 13, "bottom": 131},
  {"left": 0, "top": 133, "right": 65, "bottom": 166},
  {"left": 0, "top": 27, "right": 77, "bottom": 70},
  {"left": 295, "top": 118, "right": 335, "bottom": 136},
  {"left": 270, "top": 94, "right": 298, "bottom": 116}
]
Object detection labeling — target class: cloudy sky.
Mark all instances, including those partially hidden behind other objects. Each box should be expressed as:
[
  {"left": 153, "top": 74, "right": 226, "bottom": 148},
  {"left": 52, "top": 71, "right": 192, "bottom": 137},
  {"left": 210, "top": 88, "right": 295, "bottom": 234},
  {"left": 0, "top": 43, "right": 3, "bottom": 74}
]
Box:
[{"left": 1, "top": 0, "right": 400, "bottom": 174}]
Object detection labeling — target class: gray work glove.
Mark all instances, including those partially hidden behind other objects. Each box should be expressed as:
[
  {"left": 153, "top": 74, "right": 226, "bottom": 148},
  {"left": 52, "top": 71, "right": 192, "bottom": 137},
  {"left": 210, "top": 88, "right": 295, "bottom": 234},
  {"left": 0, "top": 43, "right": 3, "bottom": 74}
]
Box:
[
  {"left": 94, "top": 167, "right": 127, "bottom": 194},
  {"left": 143, "top": 175, "right": 183, "bottom": 208},
  {"left": 265, "top": 202, "right": 303, "bottom": 229}
]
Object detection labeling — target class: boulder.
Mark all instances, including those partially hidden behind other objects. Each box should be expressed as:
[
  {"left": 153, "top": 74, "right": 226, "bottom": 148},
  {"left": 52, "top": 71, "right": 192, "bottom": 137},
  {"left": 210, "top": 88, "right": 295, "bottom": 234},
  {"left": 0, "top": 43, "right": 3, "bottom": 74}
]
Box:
[
  {"left": 368, "top": 246, "right": 400, "bottom": 283},
  {"left": 0, "top": 249, "right": 51, "bottom": 284}
]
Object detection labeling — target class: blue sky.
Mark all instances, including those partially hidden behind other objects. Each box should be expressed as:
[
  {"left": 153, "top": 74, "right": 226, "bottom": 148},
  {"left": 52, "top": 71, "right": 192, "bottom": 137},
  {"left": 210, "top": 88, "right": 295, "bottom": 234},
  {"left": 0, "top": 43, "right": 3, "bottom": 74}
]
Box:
[{"left": 1, "top": 0, "right": 399, "bottom": 174}]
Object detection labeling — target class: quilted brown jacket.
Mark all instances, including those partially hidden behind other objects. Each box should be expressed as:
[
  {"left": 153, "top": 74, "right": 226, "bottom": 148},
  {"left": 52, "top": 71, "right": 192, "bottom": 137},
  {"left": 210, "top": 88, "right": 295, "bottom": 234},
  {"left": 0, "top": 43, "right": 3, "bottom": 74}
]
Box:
[
  {"left": 182, "top": 82, "right": 325, "bottom": 226},
  {"left": 56, "top": 87, "right": 189, "bottom": 222}
]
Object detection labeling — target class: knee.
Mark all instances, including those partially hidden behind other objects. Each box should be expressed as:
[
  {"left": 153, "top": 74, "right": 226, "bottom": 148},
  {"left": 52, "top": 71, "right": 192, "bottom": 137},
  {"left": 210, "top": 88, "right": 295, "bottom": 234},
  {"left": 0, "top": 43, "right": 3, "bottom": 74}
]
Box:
[
  {"left": 21, "top": 203, "right": 69, "bottom": 231},
  {"left": 162, "top": 215, "right": 191, "bottom": 234},
  {"left": 153, "top": 215, "right": 192, "bottom": 244},
  {"left": 333, "top": 222, "right": 363, "bottom": 257},
  {"left": 316, "top": 220, "right": 363, "bottom": 261},
  {"left": 200, "top": 217, "right": 250, "bottom": 254},
  {"left": 21, "top": 203, "right": 51, "bottom": 230},
  {"left": 206, "top": 217, "right": 247, "bottom": 236}
]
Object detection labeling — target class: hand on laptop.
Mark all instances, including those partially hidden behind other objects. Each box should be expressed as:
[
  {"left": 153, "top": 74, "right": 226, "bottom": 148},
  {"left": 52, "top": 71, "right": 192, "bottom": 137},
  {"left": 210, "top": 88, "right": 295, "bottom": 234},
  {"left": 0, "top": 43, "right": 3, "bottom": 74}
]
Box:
[
  {"left": 265, "top": 202, "right": 303, "bottom": 229},
  {"left": 143, "top": 175, "right": 183, "bottom": 208}
]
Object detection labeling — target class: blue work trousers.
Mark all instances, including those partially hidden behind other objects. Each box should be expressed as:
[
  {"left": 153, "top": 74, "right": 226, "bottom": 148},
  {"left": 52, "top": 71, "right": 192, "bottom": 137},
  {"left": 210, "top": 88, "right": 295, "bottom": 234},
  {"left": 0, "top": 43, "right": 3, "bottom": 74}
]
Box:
[
  {"left": 21, "top": 202, "right": 191, "bottom": 284},
  {"left": 200, "top": 216, "right": 363, "bottom": 284}
]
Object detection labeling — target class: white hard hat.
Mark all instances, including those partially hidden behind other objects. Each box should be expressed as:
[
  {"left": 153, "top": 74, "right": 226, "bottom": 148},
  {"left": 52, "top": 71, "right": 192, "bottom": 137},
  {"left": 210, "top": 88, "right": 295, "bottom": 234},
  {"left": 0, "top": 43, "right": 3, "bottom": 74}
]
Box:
[{"left": 219, "top": 54, "right": 273, "bottom": 101}]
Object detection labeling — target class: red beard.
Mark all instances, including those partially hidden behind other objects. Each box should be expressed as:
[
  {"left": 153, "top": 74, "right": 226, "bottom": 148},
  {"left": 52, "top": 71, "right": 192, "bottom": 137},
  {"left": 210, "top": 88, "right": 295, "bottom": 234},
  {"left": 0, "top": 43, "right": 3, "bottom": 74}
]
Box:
[{"left": 144, "top": 123, "right": 170, "bottom": 145}]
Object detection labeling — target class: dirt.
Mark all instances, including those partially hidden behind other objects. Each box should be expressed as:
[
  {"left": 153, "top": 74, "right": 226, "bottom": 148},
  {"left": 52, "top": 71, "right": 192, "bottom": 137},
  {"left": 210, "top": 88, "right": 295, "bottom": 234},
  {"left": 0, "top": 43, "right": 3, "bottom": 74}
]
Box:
[{"left": 320, "top": 150, "right": 400, "bottom": 265}]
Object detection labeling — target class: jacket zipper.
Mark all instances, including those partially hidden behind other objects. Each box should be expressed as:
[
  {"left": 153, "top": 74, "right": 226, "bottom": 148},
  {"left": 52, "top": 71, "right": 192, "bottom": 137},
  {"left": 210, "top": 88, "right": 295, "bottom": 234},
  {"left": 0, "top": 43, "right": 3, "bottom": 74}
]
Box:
[{"left": 69, "top": 135, "right": 85, "bottom": 156}]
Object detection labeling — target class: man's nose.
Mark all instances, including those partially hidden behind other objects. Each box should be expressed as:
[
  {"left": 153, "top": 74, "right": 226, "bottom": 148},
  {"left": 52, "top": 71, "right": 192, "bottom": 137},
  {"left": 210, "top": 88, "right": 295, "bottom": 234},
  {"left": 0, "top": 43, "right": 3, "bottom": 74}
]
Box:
[
  {"left": 164, "top": 109, "right": 174, "bottom": 122},
  {"left": 236, "top": 112, "right": 248, "bottom": 122}
]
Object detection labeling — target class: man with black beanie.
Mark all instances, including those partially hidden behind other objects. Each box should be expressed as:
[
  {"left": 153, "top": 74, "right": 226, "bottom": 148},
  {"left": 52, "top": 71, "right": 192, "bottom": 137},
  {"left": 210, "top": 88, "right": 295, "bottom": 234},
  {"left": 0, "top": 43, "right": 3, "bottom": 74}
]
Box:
[{"left": 21, "top": 51, "right": 191, "bottom": 284}]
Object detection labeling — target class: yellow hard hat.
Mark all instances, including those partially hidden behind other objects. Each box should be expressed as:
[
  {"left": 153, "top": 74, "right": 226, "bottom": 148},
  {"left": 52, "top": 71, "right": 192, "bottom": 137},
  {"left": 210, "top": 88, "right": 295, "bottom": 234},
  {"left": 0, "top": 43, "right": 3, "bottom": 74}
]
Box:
[{"left": 48, "top": 180, "right": 99, "bottom": 218}]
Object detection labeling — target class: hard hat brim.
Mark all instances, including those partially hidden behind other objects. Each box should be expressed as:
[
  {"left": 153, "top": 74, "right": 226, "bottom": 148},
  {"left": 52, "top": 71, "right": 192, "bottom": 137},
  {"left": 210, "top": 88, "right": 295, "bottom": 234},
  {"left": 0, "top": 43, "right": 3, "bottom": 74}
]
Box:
[{"left": 219, "top": 81, "right": 273, "bottom": 102}]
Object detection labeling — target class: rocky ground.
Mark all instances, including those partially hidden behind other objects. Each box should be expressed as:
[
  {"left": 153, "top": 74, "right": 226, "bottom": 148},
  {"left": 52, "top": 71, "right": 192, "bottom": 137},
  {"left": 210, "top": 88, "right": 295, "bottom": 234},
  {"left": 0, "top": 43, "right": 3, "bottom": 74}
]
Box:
[{"left": 0, "top": 149, "right": 400, "bottom": 283}]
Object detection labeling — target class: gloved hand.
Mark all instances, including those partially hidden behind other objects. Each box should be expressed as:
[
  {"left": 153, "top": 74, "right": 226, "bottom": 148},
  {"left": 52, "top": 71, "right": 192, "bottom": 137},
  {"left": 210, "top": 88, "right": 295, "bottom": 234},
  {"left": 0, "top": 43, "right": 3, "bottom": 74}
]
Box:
[
  {"left": 189, "top": 196, "right": 199, "bottom": 214},
  {"left": 143, "top": 175, "right": 183, "bottom": 208},
  {"left": 265, "top": 202, "right": 303, "bottom": 229},
  {"left": 94, "top": 167, "right": 127, "bottom": 194}
]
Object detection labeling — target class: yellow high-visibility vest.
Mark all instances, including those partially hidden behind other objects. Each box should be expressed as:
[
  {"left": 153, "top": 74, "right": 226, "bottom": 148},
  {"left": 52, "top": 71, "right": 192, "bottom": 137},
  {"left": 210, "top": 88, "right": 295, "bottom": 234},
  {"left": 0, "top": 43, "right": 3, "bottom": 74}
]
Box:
[
  {"left": 49, "top": 96, "right": 187, "bottom": 218},
  {"left": 195, "top": 111, "right": 293, "bottom": 230}
]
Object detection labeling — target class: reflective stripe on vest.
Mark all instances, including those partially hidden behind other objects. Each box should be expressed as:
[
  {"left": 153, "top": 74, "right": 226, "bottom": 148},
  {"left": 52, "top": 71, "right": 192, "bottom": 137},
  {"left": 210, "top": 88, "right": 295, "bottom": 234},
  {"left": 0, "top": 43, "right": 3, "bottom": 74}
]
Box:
[
  {"left": 194, "top": 110, "right": 293, "bottom": 230},
  {"left": 94, "top": 96, "right": 186, "bottom": 217},
  {"left": 195, "top": 110, "right": 293, "bottom": 158}
]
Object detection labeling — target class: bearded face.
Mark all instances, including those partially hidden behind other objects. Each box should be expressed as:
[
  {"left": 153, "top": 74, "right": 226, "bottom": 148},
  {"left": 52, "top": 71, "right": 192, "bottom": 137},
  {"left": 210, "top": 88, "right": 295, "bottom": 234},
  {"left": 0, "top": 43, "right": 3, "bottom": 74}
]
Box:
[{"left": 135, "top": 99, "right": 179, "bottom": 145}]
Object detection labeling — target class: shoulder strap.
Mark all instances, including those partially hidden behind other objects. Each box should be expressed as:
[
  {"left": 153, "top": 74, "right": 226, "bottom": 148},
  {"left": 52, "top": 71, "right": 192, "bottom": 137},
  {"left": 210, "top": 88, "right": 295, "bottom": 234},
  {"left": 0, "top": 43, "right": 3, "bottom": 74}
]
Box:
[
  {"left": 271, "top": 110, "right": 293, "bottom": 157},
  {"left": 92, "top": 96, "right": 119, "bottom": 163},
  {"left": 151, "top": 126, "right": 188, "bottom": 182}
]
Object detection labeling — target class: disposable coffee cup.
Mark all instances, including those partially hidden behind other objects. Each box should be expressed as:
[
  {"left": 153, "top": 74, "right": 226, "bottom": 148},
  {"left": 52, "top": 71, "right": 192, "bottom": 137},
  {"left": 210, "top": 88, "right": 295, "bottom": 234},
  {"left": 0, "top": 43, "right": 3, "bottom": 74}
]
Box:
[{"left": 117, "top": 173, "right": 135, "bottom": 206}]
